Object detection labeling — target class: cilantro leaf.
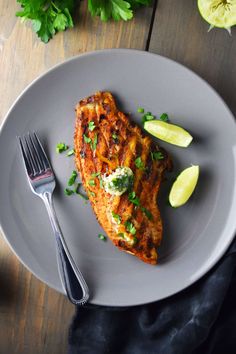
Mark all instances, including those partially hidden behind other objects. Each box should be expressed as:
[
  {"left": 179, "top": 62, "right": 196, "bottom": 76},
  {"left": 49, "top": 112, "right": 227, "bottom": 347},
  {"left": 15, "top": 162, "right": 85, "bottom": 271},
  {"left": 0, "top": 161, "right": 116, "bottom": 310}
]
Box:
[{"left": 16, "top": 0, "right": 75, "bottom": 43}]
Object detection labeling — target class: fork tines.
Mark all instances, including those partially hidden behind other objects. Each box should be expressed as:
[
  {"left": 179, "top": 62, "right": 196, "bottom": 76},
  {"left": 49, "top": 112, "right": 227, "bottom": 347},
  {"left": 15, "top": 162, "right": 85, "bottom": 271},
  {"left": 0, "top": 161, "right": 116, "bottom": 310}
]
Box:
[{"left": 18, "top": 133, "right": 51, "bottom": 176}]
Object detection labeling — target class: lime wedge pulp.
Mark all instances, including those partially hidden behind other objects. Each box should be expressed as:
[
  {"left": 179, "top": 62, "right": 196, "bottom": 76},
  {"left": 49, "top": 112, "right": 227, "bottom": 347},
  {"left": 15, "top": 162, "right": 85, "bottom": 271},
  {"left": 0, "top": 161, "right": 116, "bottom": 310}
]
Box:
[
  {"left": 144, "top": 120, "right": 193, "bottom": 147},
  {"left": 169, "top": 166, "right": 200, "bottom": 207},
  {"left": 198, "top": 0, "right": 236, "bottom": 29}
]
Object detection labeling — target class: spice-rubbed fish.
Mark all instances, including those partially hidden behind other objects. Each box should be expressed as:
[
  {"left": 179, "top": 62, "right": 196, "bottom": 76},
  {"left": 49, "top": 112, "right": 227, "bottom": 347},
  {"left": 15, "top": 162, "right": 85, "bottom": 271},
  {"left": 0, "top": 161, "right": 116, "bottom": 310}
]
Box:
[{"left": 74, "top": 92, "right": 172, "bottom": 265}]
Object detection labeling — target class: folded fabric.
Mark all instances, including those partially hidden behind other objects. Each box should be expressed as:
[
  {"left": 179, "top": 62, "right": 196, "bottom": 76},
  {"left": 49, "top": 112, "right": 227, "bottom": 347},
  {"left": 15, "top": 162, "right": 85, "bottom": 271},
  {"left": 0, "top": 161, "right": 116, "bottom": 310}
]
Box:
[{"left": 68, "top": 239, "right": 236, "bottom": 354}]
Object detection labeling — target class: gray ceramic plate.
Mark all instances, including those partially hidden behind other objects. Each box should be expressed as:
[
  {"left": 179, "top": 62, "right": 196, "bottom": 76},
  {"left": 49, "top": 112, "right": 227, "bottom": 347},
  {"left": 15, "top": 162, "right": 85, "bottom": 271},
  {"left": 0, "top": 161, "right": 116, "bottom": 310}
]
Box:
[{"left": 0, "top": 49, "right": 236, "bottom": 306}]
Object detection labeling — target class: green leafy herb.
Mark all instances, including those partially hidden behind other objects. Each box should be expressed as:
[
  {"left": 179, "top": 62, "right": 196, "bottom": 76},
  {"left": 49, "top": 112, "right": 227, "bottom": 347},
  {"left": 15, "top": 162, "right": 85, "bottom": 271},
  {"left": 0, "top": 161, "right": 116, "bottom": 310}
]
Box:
[
  {"left": 75, "top": 183, "right": 89, "bottom": 200},
  {"left": 141, "top": 111, "right": 155, "bottom": 124},
  {"left": 16, "top": 0, "right": 75, "bottom": 43},
  {"left": 89, "top": 179, "right": 96, "bottom": 186},
  {"left": 141, "top": 206, "right": 153, "bottom": 220},
  {"left": 118, "top": 232, "right": 124, "bottom": 238},
  {"left": 128, "top": 191, "right": 140, "bottom": 206},
  {"left": 88, "top": 121, "right": 96, "bottom": 131},
  {"left": 133, "top": 236, "right": 138, "bottom": 245},
  {"left": 88, "top": 190, "right": 96, "bottom": 197},
  {"left": 137, "top": 107, "right": 144, "bottom": 113},
  {"left": 16, "top": 1, "right": 151, "bottom": 43},
  {"left": 91, "top": 172, "right": 101, "bottom": 177},
  {"left": 92, "top": 133, "right": 98, "bottom": 150},
  {"left": 160, "top": 113, "right": 169, "bottom": 122},
  {"left": 145, "top": 114, "right": 155, "bottom": 121},
  {"left": 151, "top": 151, "right": 164, "bottom": 161},
  {"left": 112, "top": 133, "right": 119, "bottom": 143},
  {"left": 56, "top": 142, "right": 68, "bottom": 153},
  {"left": 64, "top": 188, "right": 74, "bottom": 196},
  {"left": 112, "top": 211, "right": 121, "bottom": 224},
  {"left": 135, "top": 156, "right": 145, "bottom": 170},
  {"left": 98, "top": 175, "right": 103, "bottom": 188},
  {"left": 83, "top": 134, "right": 92, "bottom": 144},
  {"left": 125, "top": 220, "right": 136, "bottom": 235},
  {"left": 67, "top": 148, "right": 75, "bottom": 156},
  {"left": 98, "top": 233, "right": 107, "bottom": 241},
  {"left": 68, "top": 170, "right": 77, "bottom": 186}
]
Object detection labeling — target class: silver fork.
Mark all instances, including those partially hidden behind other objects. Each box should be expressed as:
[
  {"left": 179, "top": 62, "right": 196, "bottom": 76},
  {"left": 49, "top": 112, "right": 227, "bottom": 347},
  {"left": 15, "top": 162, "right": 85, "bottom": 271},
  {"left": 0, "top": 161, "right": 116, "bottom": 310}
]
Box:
[{"left": 18, "top": 132, "right": 89, "bottom": 305}]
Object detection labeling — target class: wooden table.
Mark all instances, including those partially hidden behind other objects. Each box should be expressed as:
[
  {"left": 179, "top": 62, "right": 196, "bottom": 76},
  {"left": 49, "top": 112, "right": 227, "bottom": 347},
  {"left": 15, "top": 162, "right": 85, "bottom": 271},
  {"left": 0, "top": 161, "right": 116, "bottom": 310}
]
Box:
[{"left": 0, "top": 1, "right": 235, "bottom": 353}]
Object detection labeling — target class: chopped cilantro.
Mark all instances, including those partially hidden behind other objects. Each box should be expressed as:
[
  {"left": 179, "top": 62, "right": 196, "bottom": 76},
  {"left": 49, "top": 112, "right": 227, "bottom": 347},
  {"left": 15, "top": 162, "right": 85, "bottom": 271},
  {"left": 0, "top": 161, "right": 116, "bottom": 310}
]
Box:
[
  {"left": 68, "top": 170, "right": 77, "bottom": 186},
  {"left": 141, "top": 207, "right": 153, "bottom": 220},
  {"left": 112, "top": 133, "right": 119, "bottom": 143},
  {"left": 89, "top": 190, "right": 96, "bottom": 197},
  {"left": 67, "top": 148, "right": 75, "bottom": 156},
  {"left": 160, "top": 113, "right": 169, "bottom": 122},
  {"left": 91, "top": 172, "right": 101, "bottom": 177},
  {"left": 118, "top": 233, "right": 124, "bottom": 238},
  {"left": 125, "top": 220, "right": 136, "bottom": 235},
  {"left": 135, "top": 156, "right": 145, "bottom": 170},
  {"left": 64, "top": 188, "right": 74, "bottom": 196},
  {"left": 89, "top": 179, "right": 95, "bottom": 186},
  {"left": 83, "top": 134, "right": 91, "bottom": 144},
  {"left": 137, "top": 107, "right": 144, "bottom": 113},
  {"left": 75, "top": 183, "right": 89, "bottom": 200},
  {"left": 128, "top": 191, "right": 140, "bottom": 206},
  {"left": 88, "top": 121, "right": 96, "bottom": 131},
  {"left": 98, "top": 175, "right": 103, "bottom": 188},
  {"left": 112, "top": 211, "right": 121, "bottom": 224},
  {"left": 92, "top": 133, "right": 98, "bottom": 150},
  {"left": 151, "top": 151, "right": 164, "bottom": 161},
  {"left": 98, "top": 234, "right": 107, "bottom": 241},
  {"left": 56, "top": 142, "right": 68, "bottom": 153}
]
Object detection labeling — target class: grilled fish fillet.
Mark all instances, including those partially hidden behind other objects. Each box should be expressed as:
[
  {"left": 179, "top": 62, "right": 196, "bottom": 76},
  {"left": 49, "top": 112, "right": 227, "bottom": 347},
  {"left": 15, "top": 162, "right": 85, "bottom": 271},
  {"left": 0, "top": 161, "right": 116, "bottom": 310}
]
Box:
[{"left": 74, "top": 92, "right": 172, "bottom": 265}]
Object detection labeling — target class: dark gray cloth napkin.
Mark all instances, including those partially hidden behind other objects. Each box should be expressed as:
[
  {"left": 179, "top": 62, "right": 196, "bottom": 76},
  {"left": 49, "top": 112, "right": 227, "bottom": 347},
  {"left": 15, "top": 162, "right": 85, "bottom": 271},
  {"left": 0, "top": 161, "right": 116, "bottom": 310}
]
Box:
[{"left": 68, "top": 238, "right": 236, "bottom": 354}]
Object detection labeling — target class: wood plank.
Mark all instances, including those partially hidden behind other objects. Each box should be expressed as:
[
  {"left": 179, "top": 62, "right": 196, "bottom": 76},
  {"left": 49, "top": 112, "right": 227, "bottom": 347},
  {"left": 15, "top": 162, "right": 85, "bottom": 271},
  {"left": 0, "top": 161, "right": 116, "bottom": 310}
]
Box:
[
  {"left": 149, "top": 0, "right": 236, "bottom": 116},
  {"left": 0, "top": 1, "right": 154, "bottom": 353}
]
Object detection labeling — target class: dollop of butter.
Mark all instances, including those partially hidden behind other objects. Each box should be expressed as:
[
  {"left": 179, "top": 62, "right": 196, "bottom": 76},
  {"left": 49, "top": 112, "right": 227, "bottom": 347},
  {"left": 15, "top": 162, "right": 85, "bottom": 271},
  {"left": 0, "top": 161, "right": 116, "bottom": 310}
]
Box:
[{"left": 103, "top": 167, "right": 134, "bottom": 196}]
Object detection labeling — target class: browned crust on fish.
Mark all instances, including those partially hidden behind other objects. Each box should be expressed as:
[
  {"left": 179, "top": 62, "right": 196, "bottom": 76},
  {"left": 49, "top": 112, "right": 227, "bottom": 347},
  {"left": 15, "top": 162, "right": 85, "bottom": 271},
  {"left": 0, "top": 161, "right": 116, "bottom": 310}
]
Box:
[{"left": 74, "top": 92, "right": 172, "bottom": 265}]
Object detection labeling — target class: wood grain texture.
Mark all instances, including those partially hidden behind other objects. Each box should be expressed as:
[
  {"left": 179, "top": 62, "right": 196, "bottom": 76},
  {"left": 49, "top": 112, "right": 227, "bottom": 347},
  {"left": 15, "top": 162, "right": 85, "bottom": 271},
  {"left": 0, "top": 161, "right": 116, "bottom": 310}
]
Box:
[
  {"left": 149, "top": 0, "right": 236, "bottom": 116},
  {"left": 0, "top": 1, "right": 153, "bottom": 354}
]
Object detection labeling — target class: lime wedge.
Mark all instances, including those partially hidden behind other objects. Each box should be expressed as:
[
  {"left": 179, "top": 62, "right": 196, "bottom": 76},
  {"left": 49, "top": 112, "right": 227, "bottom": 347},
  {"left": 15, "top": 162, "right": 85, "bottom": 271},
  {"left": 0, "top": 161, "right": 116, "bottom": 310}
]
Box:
[
  {"left": 144, "top": 120, "right": 193, "bottom": 147},
  {"left": 198, "top": 0, "right": 236, "bottom": 29},
  {"left": 169, "top": 166, "right": 200, "bottom": 207}
]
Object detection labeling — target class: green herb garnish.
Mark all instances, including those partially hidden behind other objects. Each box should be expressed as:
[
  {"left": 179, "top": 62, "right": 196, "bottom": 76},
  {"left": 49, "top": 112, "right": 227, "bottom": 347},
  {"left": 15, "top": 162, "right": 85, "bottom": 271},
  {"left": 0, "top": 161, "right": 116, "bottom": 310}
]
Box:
[
  {"left": 88, "top": 121, "right": 96, "bottom": 131},
  {"left": 137, "top": 107, "right": 144, "bottom": 113},
  {"left": 67, "top": 149, "right": 75, "bottom": 156},
  {"left": 151, "top": 151, "right": 164, "bottom": 161},
  {"left": 89, "top": 179, "right": 95, "bottom": 186},
  {"left": 92, "top": 133, "right": 98, "bottom": 151},
  {"left": 112, "top": 133, "right": 119, "bottom": 143},
  {"left": 145, "top": 114, "right": 155, "bottom": 121},
  {"left": 118, "top": 233, "right": 125, "bottom": 238},
  {"left": 75, "top": 183, "right": 89, "bottom": 200},
  {"left": 56, "top": 142, "right": 68, "bottom": 153},
  {"left": 128, "top": 191, "right": 140, "bottom": 206},
  {"left": 91, "top": 172, "right": 101, "bottom": 177},
  {"left": 98, "top": 234, "right": 107, "bottom": 241},
  {"left": 64, "top": 188, "right": 74, "bottom": 196},
  {"left": 112, "top": 211, "right": 121, "bottom": 224},
  {"left": 135, "top": 156, "right": 145, "bottom": 170},
  {"left": 125, "top": 220, "right": 136, "bottom": 235},
  {"left": 160, "top": 113, "right": 169, "bottom": 122},
  {"left": 141, "top": 207, "right": 153, "bottom": 220},
  {"left": 98, "top": 175, "right": 103, "bottom": 188},
  {"left": 83, "top": 134, "right": 91, "bottom": 144},
  {"left": 89, "top": 190, "right": 96, "bottom": 197},
  {"left": 68, "top": 170, "right": 77, "bottom": 186}
]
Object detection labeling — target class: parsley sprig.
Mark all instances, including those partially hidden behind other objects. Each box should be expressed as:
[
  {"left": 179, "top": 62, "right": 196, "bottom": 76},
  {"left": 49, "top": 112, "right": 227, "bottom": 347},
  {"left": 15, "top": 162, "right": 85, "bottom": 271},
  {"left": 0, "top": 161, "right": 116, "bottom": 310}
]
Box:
[{"left": 16, "top": 1, "right": 152, "bottom": 43}]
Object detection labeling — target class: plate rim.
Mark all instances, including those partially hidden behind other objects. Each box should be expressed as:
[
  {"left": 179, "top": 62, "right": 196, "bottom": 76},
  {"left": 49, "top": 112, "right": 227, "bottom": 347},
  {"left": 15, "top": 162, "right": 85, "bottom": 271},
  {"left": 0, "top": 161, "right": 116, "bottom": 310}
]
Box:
[{"left": 0, "top": 48, "right": 236, "bottom": 306}]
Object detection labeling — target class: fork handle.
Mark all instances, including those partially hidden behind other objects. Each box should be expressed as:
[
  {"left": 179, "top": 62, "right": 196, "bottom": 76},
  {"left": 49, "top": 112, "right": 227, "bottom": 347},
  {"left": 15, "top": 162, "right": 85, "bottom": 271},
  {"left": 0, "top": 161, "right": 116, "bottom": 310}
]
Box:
[{"left": 42, "top": 192, "right": 89, "bottom": 305}]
